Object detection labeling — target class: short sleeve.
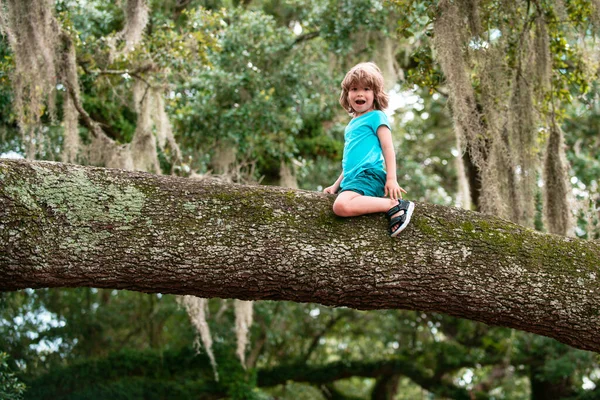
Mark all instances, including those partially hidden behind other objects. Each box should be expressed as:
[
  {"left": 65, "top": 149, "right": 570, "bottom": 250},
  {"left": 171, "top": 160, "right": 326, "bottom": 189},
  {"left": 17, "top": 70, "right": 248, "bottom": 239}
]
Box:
[{"left": 371, "top": 110, "right": 390, "bottom": 132}]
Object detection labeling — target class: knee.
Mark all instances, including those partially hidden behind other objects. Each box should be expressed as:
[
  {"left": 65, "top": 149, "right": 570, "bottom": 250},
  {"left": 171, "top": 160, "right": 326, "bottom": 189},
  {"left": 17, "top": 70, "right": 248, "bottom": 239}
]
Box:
[{"left": 332, "top": 200, "right": 349, "bottom": 217}]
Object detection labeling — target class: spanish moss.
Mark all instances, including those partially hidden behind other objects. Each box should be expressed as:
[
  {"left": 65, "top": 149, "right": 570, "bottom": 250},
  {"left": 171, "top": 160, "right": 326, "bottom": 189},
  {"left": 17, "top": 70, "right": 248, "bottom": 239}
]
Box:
[
  {"left": 120, "top": 0, "right": 149, "bottom": 53},
  {"left": 534, "top": 15, "right": 552, "bottom": 91},
  {"left": 432, "top": 0, "right": 576, "bottom": 233},
  {"left": 59, "top": 32, "right": 80, "bottom": 163},
  {"left": 509, "top": 34, "right": 536, "bottom": 227},
  {"left": 433, "top": 0, "right": 486, "bottom": 169},
  {"left": 131, "top": 80, "right": 161, "bottom": 173},
  {"left": 0, "top": 0, "right": 58, "bottom": 157},
  {"left": 543, "top": 121, "right": 572, "bottom": 235},
  {"left": 180, "top": 296, "right": 219, "bottom": 381},
  {"left": 234, "top": 299, "right": 254, "bottom": 368}
]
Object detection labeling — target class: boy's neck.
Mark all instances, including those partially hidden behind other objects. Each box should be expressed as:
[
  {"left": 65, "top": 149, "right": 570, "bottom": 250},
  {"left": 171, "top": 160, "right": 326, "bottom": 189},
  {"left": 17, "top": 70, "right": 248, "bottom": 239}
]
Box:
[{"left": 354, "top": 108, "right": 374, "bottom": 117}]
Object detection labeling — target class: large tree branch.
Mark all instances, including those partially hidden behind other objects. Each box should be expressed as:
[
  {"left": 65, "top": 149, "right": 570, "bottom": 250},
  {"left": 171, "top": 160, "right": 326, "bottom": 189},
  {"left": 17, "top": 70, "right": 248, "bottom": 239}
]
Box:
[{"left": 1, "top": 159, "right": 600, "bottom": 353}]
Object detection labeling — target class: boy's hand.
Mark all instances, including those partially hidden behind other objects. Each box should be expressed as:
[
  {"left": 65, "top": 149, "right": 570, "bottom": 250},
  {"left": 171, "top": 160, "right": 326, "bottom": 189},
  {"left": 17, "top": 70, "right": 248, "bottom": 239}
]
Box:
[
  {"left": 385, "top": 180, "right": 406, "bottom": 201},
  {"left": 323, "top": 185, "right": 338, "bottom": 195}
]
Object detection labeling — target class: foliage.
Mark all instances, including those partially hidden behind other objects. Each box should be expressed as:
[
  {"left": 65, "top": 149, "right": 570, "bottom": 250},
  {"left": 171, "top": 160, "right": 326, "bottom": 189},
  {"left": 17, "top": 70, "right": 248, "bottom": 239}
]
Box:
[
  {"left": 22, "top": 347, "right": 222, "bottom": 399},
  {"left": 0, "top": 352, "right": 25, "bottom": 400},
  {"left": 563, "top": 81, "right": 600, "bottom": 240},
  {"left": 170, "top": 7, "right": 338, "bottom": 180}
]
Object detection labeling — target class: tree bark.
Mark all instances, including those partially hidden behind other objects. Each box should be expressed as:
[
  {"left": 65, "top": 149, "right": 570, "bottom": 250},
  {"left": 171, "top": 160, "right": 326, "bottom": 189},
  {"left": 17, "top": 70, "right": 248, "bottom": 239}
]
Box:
[{"left": 1, "top": 159, "right": 600, "bottom": 353}]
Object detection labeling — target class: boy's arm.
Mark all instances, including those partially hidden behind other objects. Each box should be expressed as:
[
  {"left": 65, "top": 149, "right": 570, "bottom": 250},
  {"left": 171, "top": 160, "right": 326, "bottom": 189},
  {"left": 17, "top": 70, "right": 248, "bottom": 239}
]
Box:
[
  {"left": 377, "top": 125, "right": 406, "bottom": 200},
  {"left": 324, "top": 172, "right": 343, "bottom": 194}
]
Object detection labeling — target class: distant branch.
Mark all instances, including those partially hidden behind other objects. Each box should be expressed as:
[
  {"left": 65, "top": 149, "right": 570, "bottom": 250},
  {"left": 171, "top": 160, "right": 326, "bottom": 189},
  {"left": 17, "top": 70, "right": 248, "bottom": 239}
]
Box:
[
  {"left": 258, "top": 358, "right": 471, "bottom": 399},
  {"left": 288, "top": 30, "right": 321, "bottom": 49},
  {"left": 65, "top": 83, "right": 115, "bottom": 143},
  {"left": 95, "top": 69, "right": 153, "bottom": 89}
]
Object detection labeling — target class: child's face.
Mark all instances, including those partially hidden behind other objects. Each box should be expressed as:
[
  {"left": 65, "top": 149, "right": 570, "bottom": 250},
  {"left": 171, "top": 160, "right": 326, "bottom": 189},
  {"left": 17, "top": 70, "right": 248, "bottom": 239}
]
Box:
[{"left": 348, "top": 81, "right": 374, "bottom": 116}]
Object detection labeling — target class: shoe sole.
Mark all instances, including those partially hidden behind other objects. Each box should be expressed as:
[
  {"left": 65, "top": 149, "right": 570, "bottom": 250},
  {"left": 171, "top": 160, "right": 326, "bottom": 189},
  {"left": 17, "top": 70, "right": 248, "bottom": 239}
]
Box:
[{"left": 390, "top": 201, "right": 415, "bottom": 237}]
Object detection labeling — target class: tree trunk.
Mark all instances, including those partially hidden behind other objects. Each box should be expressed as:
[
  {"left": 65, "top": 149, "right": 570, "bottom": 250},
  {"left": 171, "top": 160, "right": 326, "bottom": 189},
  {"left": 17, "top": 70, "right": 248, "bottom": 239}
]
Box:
[
  {"left": 462, "top": 146, "right": 481, "bottom": 210},
  {"left": 1, "top": 159, "right": 600, "bottom": 353},
  {"left": 530, "top": 367, "right": 577, "bottom": 400},
  {"left": 371, "top": 374, "right": 400, "bottom": 400}
]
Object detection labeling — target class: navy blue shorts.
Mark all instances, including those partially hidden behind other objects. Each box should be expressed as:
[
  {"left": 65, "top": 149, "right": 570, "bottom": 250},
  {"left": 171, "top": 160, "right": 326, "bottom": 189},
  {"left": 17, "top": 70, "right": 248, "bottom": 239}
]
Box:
[{"left": 339, "top": 169, "right": 386, "bottom": 197}]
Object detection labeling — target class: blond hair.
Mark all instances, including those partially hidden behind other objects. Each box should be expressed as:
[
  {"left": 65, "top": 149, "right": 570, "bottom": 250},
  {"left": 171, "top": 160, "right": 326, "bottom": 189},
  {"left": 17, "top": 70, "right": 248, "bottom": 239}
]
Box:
[{"left": 339, "top": 62, "right": 389, "bottom": 114}]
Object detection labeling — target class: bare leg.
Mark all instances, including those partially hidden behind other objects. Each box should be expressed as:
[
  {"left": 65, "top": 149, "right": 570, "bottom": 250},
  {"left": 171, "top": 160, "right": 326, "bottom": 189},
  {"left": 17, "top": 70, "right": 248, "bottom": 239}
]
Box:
[
  {"left": 333, "top": 191, "right": 414, "bottom": 236},
  {"left": 332, "top": 191, "right": 398, "bottom": 217}
]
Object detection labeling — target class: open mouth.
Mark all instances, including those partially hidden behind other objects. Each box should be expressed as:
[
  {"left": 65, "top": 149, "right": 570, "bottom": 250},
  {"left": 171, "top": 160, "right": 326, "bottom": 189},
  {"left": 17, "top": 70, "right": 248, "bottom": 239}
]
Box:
[{"left": 355, "top": 100, "right": 366, "bottom": 105}]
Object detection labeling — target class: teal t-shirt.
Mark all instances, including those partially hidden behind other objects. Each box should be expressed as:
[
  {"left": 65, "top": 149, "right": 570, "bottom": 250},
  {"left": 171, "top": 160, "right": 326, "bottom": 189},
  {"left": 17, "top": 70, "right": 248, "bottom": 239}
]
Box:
[{"left": 341, "top": 110, "right": 390, "bottom": 189}]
